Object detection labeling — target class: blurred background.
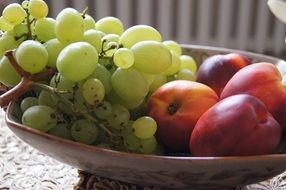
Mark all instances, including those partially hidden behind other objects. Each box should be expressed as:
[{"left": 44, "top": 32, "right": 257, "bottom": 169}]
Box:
[{"left": 1, "top": 0, "right": 286, "bottom": 59}]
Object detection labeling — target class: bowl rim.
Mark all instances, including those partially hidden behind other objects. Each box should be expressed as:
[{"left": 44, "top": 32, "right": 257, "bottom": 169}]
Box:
[{"left": 5, "top": 44, "right": 286, "bottom": 162}]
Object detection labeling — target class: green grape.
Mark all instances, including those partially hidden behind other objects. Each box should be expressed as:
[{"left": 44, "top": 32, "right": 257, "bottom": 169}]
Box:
[
  {"left": 83, "top": 29, "right": 102, "bottom": 53},
  {"left": 20, "top": 97, "right": 38, "bottom": 112},
  {"left": 96, "top": 16, "right": 124, "bottom": 35},
  {"left": 22, "top": 105, "right": 57, "bottom": 132},
  {"left": 131, "top": 41, "right": 172, "bottom": 74},
  {"left": 93, "top": 101, "right": 112, "bottom": 119},
  {"left": 119, "top": 25, "right": 162, "bottom": 48},
  {"left": 49, "top": 123, "right": 72, "bottom": 140},
  {"left": 73, "top": 88, "right": 90, "bottom": 113},
  {"left": 50, "top": 73, "right": 76, "bottom": 99},
  {"left": 175, "top": 68, "right": 196, "bottom": 81},
  {"left": 0, "top": 33, "right": 19, "bottom": 56},
  {"left": 163, "top": 51, "right": 181, "bottom": 76},
  {"left": 34, "top": 17, "right": 56, "bottom": 42},
  {"left": 84, "top": 14, "right": 96, "bottom": 30},
  {"left": 111, "top": 68, "right": 149, "bottom": 101},
  {"left": 113, "top": 48, "right": 134, "bottom": 69},
  {"left": 107, "top": 90, "right": 144, "bottom": 110},
  {"left": 124, "top": 133, "right": 140, "bottom": 151},
  {"left": 132, "top": 116, "right": 157, "bottom": 139},
  {"left": 38, "top": 90, "right": 58, "bottom": 107},
  {"left": 120, "top": 120, "right": 134, "bottom": 138},
  {"left": 140, "top": 72, "right": 155, "bottom": 87},
  {"left": 21, "top": 0, "right": 29, "bottom": 9},
  {"left": 139, "top": 136, "right": 158, "bottom": 154},
  {"left": 107, "top": 104, "right": 130, "bottom": 130},
  {"left": 55, "top": 8, "right": 84, "bottom": 44},
  {"left": 82, "top": 78, "right": 105, "bottom": 105},
  {"left": 149, "top": 74, "right": 167, "bottom": 92},
  {"left": 71, "top": 119, "right": 98, "bottom": 145},
  {"left": 102, "top": 33, "right": 120, "bottom": 43},
  {"left": 13, "top": 23, "right": 28, "bottom": 41},
  {"left": 0, "top": 56, "right": 21, "bottom": 87},
  {"left": 57, "top": 42, "right": 98, "bottom": 82},
  {"left": 163, "top": 40, "right": 182, "bottom": 56},
  {"left": 105, "top": 41, "right": 118, "bottom": 56},
  {"left": 44, "top": 38, "right": 65, "bottom": 68},
  {"left": 0, "top": 17, "right": 13, "bottom": 32},
  {"left": 88, "top": 64, "right": 112, "bottom": 94},
  {"left": 28, "top": 0, "right": 48, "bottom": 19},
  {"left": 2, "top": 3, "right": 27, "bottom": 26},
  {"left": 15, "top": 40, "right": 48, "bottom": 74},
  {"left": 180, "top": 55, "right": 197, "bottom": 73}
]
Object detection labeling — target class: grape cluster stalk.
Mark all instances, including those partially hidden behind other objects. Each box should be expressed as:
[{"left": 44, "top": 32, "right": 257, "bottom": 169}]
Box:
[{"left": 0, "top": 0, "right": 198, "bottom": 155}]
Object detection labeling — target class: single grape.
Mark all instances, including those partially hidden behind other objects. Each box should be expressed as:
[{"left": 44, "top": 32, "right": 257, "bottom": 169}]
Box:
[
  {"left": 20, "top": 97, "right": 38, "bottom": 112},
  {"left": 124, "top": 133, "right": 140, "bottom": 151},
  {"left": 0, "top": 16, "right": 13, "bottom": 32},
  {"left": 120, "top": 120, "right": 134, "bottom": 138},
  {"left": 102, "top": 33, "right": 120, "bottom": 44},
  {"left": 48, "top": 123, "right": 72, "bottom": 140},
  {"left": 139, "top": 136, "right": 158, "bottom": 154},
  {"left": 119, "top": 25, "right": 162, "bottom": 48},
  {"left": 83, "top": 29, "right": 102, "bottom": 53},
  {"left": 163, "top": 40, "right": 182, "bottom": 56},
  {"left": 131, "top": 41, "right": 172, "bottom": 74},
  {"left": 71, "top": 119, "right": 98, "bottom": 145},
  {"left": 106, "top": 90, "right": 144, "bottom": 110},
  {"left": 44, "top": 38, "right": 66, "bottom": 68},
  {"left": 164, "top": 51, "right": 181, "bottom": 76},
  {"left": 21, "top": 1, "right": 29, "bottom": 9},
  {"left": 84, "top": 14, "right": 96, "bottom": 31},
  {"left": 107, "top": 104, "right": 130, "bottom": 130},
  {"left": 0, "top": 33, "right": 19, "bottom": 57},
  {"left": 149, "top": 75, "right": 167, "bottom": 92},
  {"left": 2, "top": 3, "right": 27, "bottom": 26},
  {"left": 140, "top": 72, "right": 155, "bottom": 87},
  {"left": 96, "top": 16, "right": 124, "bottom": 35},
  {"left": 28, "top": 0, "right": 49, "bottom": 19},
  {"left": 93, "top": 101, "right": 112, "bottom": 119},
  {"left": 34, "top": 17, "right": 56, "bottom": 42},
  {"left": 38, "top": 90, "right": 58, "bottom": 107},
  {"left": 13, "top": 23, "right": 28, "bottom": 41},
  {"left": 55, "top": 8, "right": 84, "bottom": 44},
  {"left": 113, "top": 48, "right": 134, "bottom": 69},
  {"left": 180, "top": 55, "right": 197, "bottom": 73},
  {"left": 175, "top": 68, "right": 196, "bottom": 81},
  {"left": 111, "top": 67, "right": 149, "bottom": 101},
  {"left": 15, "top": 40, "right": 48, "bottom": 74},
  {"left": 22, "top": 105, "right": 57, "bottom": 132},
  {"left": 132, "top": 116, "right": 157, "bottom": 139},
  {"left": 50, "top": 73, "right": 76, "bottom": 100},
  {"left": 73, "top": 88, "right": 90, "bottom": 113},
  {"left": 82, "top": 78, "right": 105, "bottom": 105},
  {"left": 57, "top": 42, "right": 98, "bottom": 82},
  {"left": 0, "top": 56, "right": 21, "bottom": 87},
  {"left": 88, "top": 64, "right": 112, "bottom": 94}
]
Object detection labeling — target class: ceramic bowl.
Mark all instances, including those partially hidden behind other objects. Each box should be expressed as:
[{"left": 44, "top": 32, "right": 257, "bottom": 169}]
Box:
[{"left": 5, "top": 45, "right": 286, "bottom": 190}]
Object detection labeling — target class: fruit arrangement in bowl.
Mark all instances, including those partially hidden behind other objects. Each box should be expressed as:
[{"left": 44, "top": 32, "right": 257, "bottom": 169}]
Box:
[{"left": 1, "top": 0, "right": 286, "bottom": 189}]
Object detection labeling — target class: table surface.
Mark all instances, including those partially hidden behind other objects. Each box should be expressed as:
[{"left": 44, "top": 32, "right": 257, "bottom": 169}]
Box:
[{"left": 1, "top": 109, "right": 286, "bottom": 190}]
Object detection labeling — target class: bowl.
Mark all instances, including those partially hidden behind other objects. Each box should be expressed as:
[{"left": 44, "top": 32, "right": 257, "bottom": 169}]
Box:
[{"left": 5, "top": 45, "right": 286, "bottom": 190}]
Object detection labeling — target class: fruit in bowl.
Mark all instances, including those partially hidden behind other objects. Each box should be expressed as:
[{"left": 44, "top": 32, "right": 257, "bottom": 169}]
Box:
[{"left": 1, "top": 0, "right": 286, "bottom": 189}]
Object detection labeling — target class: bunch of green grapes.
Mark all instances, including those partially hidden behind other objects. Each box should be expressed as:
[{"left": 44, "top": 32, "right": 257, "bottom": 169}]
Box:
[{"left": 0, "top": 0, "right": 198, "bottom": 155}]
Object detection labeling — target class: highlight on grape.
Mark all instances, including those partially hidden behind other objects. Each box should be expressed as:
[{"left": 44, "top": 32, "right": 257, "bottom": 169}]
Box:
[{"left": 0, "top": 0, "right": 197, "bottom": 155}]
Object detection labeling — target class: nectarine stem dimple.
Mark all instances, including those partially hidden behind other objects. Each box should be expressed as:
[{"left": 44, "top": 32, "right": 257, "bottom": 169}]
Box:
[{"left": 168, "top": 103, "right": 180, "bottom": 115}]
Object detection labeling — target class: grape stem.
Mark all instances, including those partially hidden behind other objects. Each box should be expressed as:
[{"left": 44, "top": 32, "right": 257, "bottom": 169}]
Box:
[
  {"left": 0, "top": 51, "right": 55, "bottom": 108},
  {"left": 25, "top": 8, "right": 33, "bottom": 40}
]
